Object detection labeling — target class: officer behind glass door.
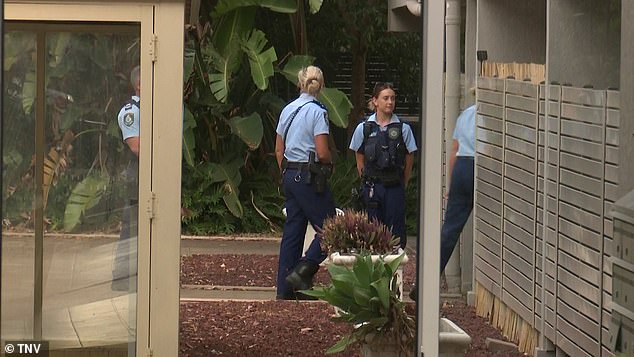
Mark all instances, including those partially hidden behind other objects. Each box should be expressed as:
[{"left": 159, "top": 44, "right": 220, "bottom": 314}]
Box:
[
  {"left": 112, "top": 65, "right": 140, "bottom": 292},
  {"left": 274, "top": 65, "right": 336, "bottom": 300},
  {"left": 349, "top": 82, "right": 418, "bottom": 249}
]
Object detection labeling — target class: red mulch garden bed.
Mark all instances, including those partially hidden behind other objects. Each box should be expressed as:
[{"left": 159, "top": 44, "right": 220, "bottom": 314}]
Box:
[{"left": 179, "top": 253, "right": 526, "bottom": 356}]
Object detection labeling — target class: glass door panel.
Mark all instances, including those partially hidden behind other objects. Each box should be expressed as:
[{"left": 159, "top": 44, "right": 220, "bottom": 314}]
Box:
[
  {"left": 2, "top": 30, "right": 37, "bottom": 341},
  {"left": 2, "top": 24, "right": 141, "bottom": 354}
]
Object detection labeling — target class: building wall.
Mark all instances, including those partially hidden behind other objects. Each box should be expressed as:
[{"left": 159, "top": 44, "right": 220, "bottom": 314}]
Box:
[
  {"left": 477, "top": 0, "right": 546, "bottom": 64},
  {"left": 619, "top": 1, "right": 634, "bottom": 195},
  {"left": 549, "top": 0, "right": 621, "bottom": 89}
]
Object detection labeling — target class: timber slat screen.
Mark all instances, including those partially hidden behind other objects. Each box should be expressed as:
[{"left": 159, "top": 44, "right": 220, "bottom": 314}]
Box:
[{"left": 474, "top": 78, "right": 620, "bottom": 357}]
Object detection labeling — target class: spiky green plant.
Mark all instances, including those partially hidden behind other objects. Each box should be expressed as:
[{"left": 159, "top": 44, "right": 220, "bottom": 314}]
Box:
[
  {"left": 302, "top": 252, "right": 415, "bottom": 355},
  {"left": 319, "top": 209, "right": 400, "bottom": 255}
]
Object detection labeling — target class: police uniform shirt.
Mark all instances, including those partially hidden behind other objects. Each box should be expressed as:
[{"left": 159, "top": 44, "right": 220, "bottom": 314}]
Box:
[
  {"left": 276, "top": 93, "right": 329, "bottom": 162},
  {"left": 117, "top": 95, "right": 140, "bottom": 141},
  {"left": 349, "top": 113, "right": 418, "bottom": 153},
  {"left": 453, "top": 104, "right": 476, "bottom": 157}
]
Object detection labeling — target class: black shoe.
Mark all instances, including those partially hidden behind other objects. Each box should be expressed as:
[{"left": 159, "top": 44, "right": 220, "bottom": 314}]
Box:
[
  {"left": 275, "top": 291, "right": 317, "bottom": 301},
  {"left": 285, "top": 260, "right": 319, "bottom": 292},
  {"left": 409, "top": 286, "right": 417, "bottom": 301},
  {"left": 276, "top": 292, "right": 296, "bottom": 300}
]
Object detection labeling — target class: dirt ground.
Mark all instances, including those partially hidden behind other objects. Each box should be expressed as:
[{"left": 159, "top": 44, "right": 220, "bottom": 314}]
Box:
[{"left": 180, "top": 254, "right": 526, "bottom": 356}]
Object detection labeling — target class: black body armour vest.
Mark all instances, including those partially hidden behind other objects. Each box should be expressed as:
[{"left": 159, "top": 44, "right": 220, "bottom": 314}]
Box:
[{"left": 362, "top": 121, "right": 407, "bottom": 183}]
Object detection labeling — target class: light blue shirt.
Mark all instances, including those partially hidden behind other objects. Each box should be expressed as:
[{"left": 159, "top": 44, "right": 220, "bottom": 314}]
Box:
[
  {"left": 117, "top": 95, "right": 140, "bottom": 141},
  {"left": 276, "top": 93, "right": 329, "bottom": 162},
  {"left": 453, "top": 104, "right": 476, "bottom": 157},
  {"left": 349, "top": 113, "right": 418, "bottom": 153}
]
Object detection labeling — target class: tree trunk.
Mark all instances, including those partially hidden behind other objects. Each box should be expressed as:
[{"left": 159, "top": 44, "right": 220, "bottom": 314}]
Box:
[{"left": 348, "top": 45, "right": 367, "bottom": 138}]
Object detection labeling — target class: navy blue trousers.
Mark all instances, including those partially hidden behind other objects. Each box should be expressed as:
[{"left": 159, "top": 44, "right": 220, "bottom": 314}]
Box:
[
  {"left": 277, "top": 168, "right": 336, "bottom": 297},
  {"left": 440, "top": 157, "right": 474, "bottom": 273},
  {"left": 362, "top": 181, "right": 407, "bottom": 248}
]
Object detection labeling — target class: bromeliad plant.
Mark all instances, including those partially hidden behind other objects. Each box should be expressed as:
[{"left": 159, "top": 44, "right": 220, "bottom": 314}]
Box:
[
  {"left": 319, "top": 209, "right": 400, "bottom": 255},
  {"left": 302, "top": 252, "right": 415, "bottom": 355}
]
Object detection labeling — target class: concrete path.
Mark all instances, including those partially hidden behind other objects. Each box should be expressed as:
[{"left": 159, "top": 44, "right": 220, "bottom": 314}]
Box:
[{"left": 1, "top": 233, "right": 420, "bottom": 350}]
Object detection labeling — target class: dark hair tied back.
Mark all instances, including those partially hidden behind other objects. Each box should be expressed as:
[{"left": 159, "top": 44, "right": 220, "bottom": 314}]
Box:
[{"left": 372, "top": 82, "right": 395, "bottom": 98}]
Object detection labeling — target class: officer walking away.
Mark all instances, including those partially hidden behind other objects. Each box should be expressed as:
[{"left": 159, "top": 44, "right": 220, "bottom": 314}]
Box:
[
  {"left": 349, "top": 82, "right": 417, "bottom": 249},
  {"left": 410, "top": 101, "right": 476, "bottom": 301},
  {"left": 274, "top": 65, "right": 336, "bottom": 300},
  {"left": 112, "top": 65, "right": 140, "bottom": 292},
  {"left": 439, "top": 102, "right": 476, "bottom": 274}
]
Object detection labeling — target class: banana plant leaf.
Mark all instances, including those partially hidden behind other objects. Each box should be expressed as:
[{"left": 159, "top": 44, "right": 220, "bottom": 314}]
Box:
[
  {"left": 222, "top": 181, "right": 243, "bottom": 217},
  {"left": 212, "top": 7, "right": 255, "bottom": 58},
  {"left": 206, "top": 160, "right": 244, "bottom": 217},
  {"left": 63, "top": 172, "right": 109, "bottom": 231},
  {"left": 182, "top": 108, "right": 197, "bottom": 167},
  {"left": 241, "top": 29, "right": 277, "bottom": 90},
  {"left": 280, "top": 55, "right": 315, "bottom": 83},
  {"left": 184, "top": 48, "right": 195, "bottom": 84},
  {"left": 228, "top": 112, "right": 263, "bottom": 150},
  {"left": 22, "top": 71, "right": 36, "bottom": 115},
  {"left": 308, "top": 0, "right": 324, "bottom": 14},
  {"left": 43, "top": 130, "right": 75, "bottom": 210},
  {"left": 318, "top": 87, "right": 352, "bottom": 128},
  {"left": 213, "top": 0, "right": 297, "bottom": 17}
]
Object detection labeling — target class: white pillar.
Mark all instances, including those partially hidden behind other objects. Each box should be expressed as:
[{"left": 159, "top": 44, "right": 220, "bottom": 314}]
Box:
[
  {"left": 444, "top": 0, "right": 462, "bottom": 293},
  {"left": 417, "top": 0, "right": 445, "bottom": 355}
]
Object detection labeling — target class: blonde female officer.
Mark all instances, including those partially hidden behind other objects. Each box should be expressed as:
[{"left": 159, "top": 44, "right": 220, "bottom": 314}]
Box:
[{"left": 274, "top": 66, "right": 335, "bottom": 300}]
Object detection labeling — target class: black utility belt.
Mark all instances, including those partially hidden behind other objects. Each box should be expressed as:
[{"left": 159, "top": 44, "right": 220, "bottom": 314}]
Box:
[
  {"left": 284, "top": 161, "right": 309, "bottom": 170},
  {"left": 364, "top": 176, "right": 402, "bottom": 186}
]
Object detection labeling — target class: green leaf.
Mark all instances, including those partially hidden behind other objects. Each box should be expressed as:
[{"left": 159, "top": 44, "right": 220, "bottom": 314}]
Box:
[
  {"left": 222, "top": 181, "right": 243, "bottom": 217},
  {"left": 184, "top": 48, "right": 196, "bottom": 83},
  {"left": 212, "top": 7, "right": 256, "bottom": 57},
  {"left": 308, "top": 0, "right": 324, "bottom": 14},
  {"left": 325, "top": 335, "right": 355, "bottom": 354},
  {"left": 331, "top": 274, "right": 357, "bottom": 297},
  {"left": 228, "top": 112, "right": 263, "bottom": 150},
  {"left": 281, "top": 55, "right": 315, "bottom": 83},
  {"left": 182, "top": 108, "right": 197, "bottom": 167},
  {"left": 352, "top": 254, "right": 373, "bottom": 286},
  {"left": 386, "top": 252, "right": 406, "bottom": 277},
  {"left": 22, "top": 71, "right": 36, "bottom": 115},
  {"left": 370, "top": 276, "right": 391, "bottom": 310},
  {"left": 205, "top": 160, "right": 244, "bottom": 217},
  {"left": 213, "top": 0, "right": 297, "bottom": 17},
  {"left": 352, "top": 286, "right": 372, "bottom": 306},
  {"left": 63, "top": 173, "right": 109, "bottom": 231},
  {"left": 259, "top": 0, "right": 297, "bottom": 13},
  {"left": 209, "top": 72, "right": 229, "bottom": 103},
  {"left": 318, "top": 87, "right": 351, "bottom": 128},
  {"left": 241, "top": 30, "right": 277, "bottom": 90}
]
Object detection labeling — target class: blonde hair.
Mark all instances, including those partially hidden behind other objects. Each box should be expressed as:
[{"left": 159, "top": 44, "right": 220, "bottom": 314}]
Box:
[{"left": 298, "top": 66, "right": 324, "bottom": 97}]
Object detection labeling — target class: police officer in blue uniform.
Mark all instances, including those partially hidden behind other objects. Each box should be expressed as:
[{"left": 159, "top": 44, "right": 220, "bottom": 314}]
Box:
[
  {"left": 275, "top": 65, "right": 336, "bottom": 300},
  {"left": 439, "top": 103, "right": 476, "bottom": 273},
  {"left": 349, "top": 82, "right": 417, "bottom": 249},
  {"left": 410, "top": 101, "right": 476, "bottom": 301},
  {"left": 112, "top": 65, "right": 140, "bottom": 291}
]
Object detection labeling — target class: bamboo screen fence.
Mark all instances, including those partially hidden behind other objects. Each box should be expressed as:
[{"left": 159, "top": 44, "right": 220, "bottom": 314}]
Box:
[
  {"left": 481, "top": 62, "right": 545, "bottom": 85},
  {"left": 473, "top": 77, "right": 620, "bottom": 356}
]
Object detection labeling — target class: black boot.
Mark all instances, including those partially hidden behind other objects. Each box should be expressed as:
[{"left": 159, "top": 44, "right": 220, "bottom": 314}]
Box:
[
  {"left": 285, "top": 260, "right": 319, "bottom": 299},
  {"left": 409, "top": 285, "right": 417, "bottom": 301}
]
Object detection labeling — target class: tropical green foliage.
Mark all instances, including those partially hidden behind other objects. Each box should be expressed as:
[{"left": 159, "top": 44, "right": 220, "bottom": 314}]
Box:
[
  {"left": 302, "top": 253, "right": 415, "bottom": 355},
  {"left": 3, "top": 30, "right": 139, "bottom": 232},
  {"left": 180, "top": 0, "right": 352, "bottom": 234}
]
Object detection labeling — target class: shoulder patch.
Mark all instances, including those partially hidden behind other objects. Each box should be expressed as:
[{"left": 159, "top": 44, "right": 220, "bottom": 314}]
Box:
[{"left": 123, "top": 112, "right": 135, "bottom": 127}]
